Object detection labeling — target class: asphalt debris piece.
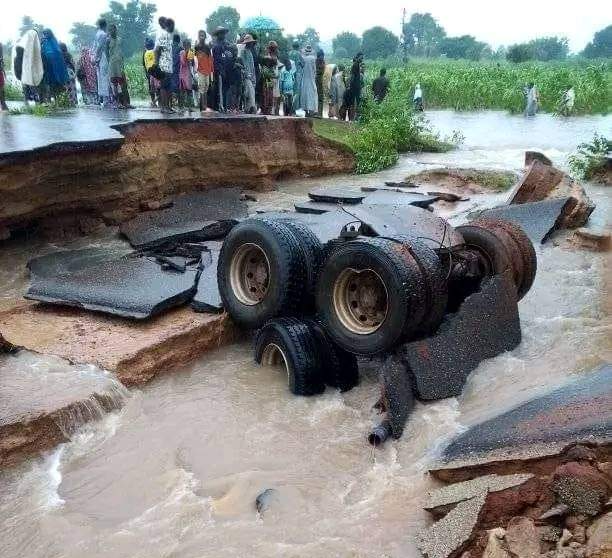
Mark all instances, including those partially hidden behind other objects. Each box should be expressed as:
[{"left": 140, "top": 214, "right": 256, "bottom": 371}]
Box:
[
  {"left": 120, "top": 188, "right": 247, "bottom": 249},
  {"left": 27, "top": 247, "right": 131, "bottom": 278},
  {"left": 399, "top": 271, "right": 521, "bottom": 401},
  {"left": 427, "top": 191, "right": 469, "bottom": 203},
  {"left": 379, "top": 354, "right": 416, "bottom": 440},
  {"left": 26, "top": 253, "right": 199, "bottom": 319},
  {"left": 294, "top": 201, "right": 344, "bottom": 214},
  {"left": 362, "top": 189, "right": 439, "bottom": 208},
  {"left": 308, "top": 187, "right": 365, "bottom": 204},
  {"left": 191, "top": 246, "right": 223, "bottom": 313},
  {"left": 155, "top": 255, "right": 188, "bottom": 273},
  {"left": 478, "top": 198, "right": 572, "bottom": 244}
]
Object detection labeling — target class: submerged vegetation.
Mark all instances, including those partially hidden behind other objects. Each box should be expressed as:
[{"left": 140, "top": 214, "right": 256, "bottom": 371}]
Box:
[{"left": 568, "top": 133, "right": 611, "bottom": 180}]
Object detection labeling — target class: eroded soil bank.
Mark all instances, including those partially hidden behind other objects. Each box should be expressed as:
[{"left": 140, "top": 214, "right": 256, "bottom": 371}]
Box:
[{"left": 0, "top": 114, "right": 353, "bottom": 236}]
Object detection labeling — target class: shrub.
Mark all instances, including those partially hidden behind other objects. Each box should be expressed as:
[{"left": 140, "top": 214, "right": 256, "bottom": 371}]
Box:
[{"left": 568, "top": 133, "right": 611, "bottom": 180}]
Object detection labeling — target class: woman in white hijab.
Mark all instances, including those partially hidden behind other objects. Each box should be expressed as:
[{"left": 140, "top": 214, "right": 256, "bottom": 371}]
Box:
[{"left": 14, "top": 29, "right": 44, "bottom": 104}]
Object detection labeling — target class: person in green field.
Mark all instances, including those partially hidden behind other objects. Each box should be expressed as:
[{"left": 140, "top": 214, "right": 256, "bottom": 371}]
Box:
[
  {"left": 560, "top": 85, "right": 575, "bottom": 116},
  {"left": 524, "top": 82, "right": 539, "bottom": 116},
  {"left": 372, "top": 67, "right": 390, "bottom": 103}
]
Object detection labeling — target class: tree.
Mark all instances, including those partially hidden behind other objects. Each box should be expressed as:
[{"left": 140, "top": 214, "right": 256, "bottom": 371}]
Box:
[
  {"left": 19, "top": 15, "right": 44, "bottom": 36},
  {"left": 582, "top": 25, "right": 612, "bottom": 58},
  {"left": 440, "top": 35, "right": 488, "bottom": 60},
  {"left": 362, "top": 27, "right": 399, "bottom": 59},
  {"left": 297, "top": 27, "right": 320, "bottom": 50},
  {"left": 100, "top": 1, "right": 157, "bottom": 58},
  {"left": 70, "top": 22, "right": 98, "bottom": 51},
  {"left": 205, "top": 6, "right": 240, "bottom": 41},
  {"left": 332, "top": 31, "right": 361, "bottom": 59},
  {"left": 402, "top": 12, "right": 446, "bottom": 57},
  {"left": 529, "top": 36, "right": 568, "bottom": 61},
  {"left": 506, "top": 43, "right": 534, "bottom": 63}
]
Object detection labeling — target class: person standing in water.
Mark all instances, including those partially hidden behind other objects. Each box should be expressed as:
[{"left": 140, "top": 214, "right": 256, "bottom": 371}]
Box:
[
  {"left": 560, "top": 85, "right": 575, "bottom": 116},
  {"left": 413, "top": 82, "right": 423, "bottom": 111},
  {"left": 525, "top": 82, "right": 539, "bottom": 116},
  {"left": 93, "top": 19, "right": 111, "bottom": 106}
]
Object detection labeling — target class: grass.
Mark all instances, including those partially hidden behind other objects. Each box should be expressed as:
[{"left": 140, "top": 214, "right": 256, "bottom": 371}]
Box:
[
  {"left": 467, "top": 170, "right": 517, "bottom": 191},
  {"left": 568, "top": 133, "right": 611, "bottom": 180}
]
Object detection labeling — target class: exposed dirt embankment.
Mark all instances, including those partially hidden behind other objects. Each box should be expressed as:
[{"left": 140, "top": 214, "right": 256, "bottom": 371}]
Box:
[{"left": 0, "top": 117, "right": 354, "bottom": 234}]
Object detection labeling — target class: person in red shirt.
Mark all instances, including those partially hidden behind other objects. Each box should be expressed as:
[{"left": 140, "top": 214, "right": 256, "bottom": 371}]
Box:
[{"left": 194, "top": 30, "right": 214, "bottom": 112}]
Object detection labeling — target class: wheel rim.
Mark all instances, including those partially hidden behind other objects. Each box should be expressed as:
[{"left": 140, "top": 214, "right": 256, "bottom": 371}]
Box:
[
  {"left": 229, "top": 243, "right": 271, "bottom": 305},
  {"left": 261, "top": 343, "right": 290, "bottom": 384},
  {"left": 333, "top": 268, "right": 388, "bottom": 335}
]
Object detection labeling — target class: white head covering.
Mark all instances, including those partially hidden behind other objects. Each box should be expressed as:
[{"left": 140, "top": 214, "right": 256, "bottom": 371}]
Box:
[{"left": 17, "top": 30, "right": 44, "bottom": 86}]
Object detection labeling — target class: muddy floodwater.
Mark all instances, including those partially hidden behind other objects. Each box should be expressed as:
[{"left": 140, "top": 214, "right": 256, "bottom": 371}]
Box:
[{"left": 1, "top": 110, "right": 610, "bottom": 558}]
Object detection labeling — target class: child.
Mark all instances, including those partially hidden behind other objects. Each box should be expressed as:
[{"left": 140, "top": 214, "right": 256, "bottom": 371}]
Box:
[
  {"left": 194, "top": 31, "right": 213, "bottom": 112},
  {"left": 279, "top": 58, "right": 295, "bottom": 116},
  {"left": 260, "top": 56, "right": 276, "bottom": 115},
  {"left": 170, "top": 33, "right": 182, "bottom": 111},
  {"left": 0, "top": 43, "right": 9, "bottom": 112},
  {"left": 143, "top": 38, "right": 159, "bottom": 107}
]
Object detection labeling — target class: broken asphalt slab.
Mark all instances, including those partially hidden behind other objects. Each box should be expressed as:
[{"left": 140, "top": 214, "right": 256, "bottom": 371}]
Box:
[
  {"left": 27, "top": 247, "right": 132, "bottom": 278},
  {"left": 120, "top": 188, "right": 247, "bottom": 249},
  {"left": 26, "top": 254, "right": 199, "bottom": 319},
  {"left": 432, "top": 364, "right": 612, "bottom": 480},
  {"left": 192, "top": 245, "right": 223, "bottom": 313},
  {"left": 308, "top": 187, "right": 365, "bottom": 204},
  {"left": 399, "top": 271, "right": 521, "bottom": 401},
  {"left": 478, "top": 198, "right": 572, "bottom": 243},
  {"left": 361, "top": 189, "right": 439, "bottom": 208}
]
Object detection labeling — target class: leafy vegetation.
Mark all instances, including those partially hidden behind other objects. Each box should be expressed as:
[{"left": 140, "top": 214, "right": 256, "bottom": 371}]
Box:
[
  {"left": 568, "top": 133, "right": 611, "bottom": 180},
  {"left": 366, "top": 59, "right": 611, "bottom": 114}
]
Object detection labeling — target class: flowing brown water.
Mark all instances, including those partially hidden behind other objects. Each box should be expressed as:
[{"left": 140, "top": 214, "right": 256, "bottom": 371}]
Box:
[{"left": 0, "top": 110, "right": 610, "bottom": 558}]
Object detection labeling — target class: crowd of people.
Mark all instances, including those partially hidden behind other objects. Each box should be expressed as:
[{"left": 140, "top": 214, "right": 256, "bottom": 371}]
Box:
[{"left": 0, "top": 19, "right": 578, "bottom": 119}]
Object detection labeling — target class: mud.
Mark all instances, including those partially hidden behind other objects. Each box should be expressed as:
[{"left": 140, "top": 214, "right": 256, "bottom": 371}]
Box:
[{"left": 408, "top": 167, "right": 518, "bottom": 194}]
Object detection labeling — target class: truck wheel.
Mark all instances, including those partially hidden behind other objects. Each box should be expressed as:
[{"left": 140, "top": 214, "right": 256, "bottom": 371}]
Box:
[
  {"left": 218, "top": 219, "right": 305, "bottom": 329},
  {"left": 474, "top": 218, "right": 537, "bottom": 300},
  {"left": 280, "top": 221, "right": 324, "bottom": 311},
  {"left": 304, "top": 319, "right": 359, "bottom": 392},
  {"left": 316, "top": 237, "right": 426, "bottom": 355},
  {"left": 254, "top": 318, "right": 325, "bottom": 396}
]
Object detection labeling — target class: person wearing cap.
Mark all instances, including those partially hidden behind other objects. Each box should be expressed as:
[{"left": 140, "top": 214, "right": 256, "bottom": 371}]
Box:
[
  {"left": 239, "top": 33, "right": 258, "bottom": 114},
  {"left": 299, "top": 45, "right": 318, "bottom": 116}
]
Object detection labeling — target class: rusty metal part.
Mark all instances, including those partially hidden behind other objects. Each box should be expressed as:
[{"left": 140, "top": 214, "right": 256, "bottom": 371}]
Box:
[{"left": 474, "top": 218, "right": 537, "bottom": 300}]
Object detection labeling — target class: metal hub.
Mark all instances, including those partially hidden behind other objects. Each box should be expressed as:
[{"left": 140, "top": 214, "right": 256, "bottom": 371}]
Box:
[
  {"left": 333, "top": 268, "right": 388, "bottom": 334},
  {"left": 229, "top": 243, "right": 270, "bottom": 305},
  {"left": 261, "top": 343, "right": 289, "bottom": 382}
]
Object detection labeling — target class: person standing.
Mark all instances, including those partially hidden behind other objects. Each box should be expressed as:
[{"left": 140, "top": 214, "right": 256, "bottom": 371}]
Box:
[
  {"left": 93, "top": 19, "right": 111, "bottom": 106},
  {"left": 372, "top": 68, "right": 389, "bottom": 103},
  {"left": 560, "top": 85, "right": 575, "bottom": 116},
  {"left": 260, "top": 55, "right": 276, "bottom": 115},
  {"left": 279, "top": 57, "right": 295, "bottom": 115},
  {"left": 0, "top": 43, "right": 8, "bottom": 111},
  {"left": 179, "top": 38, "right": 194, "bottom": 111},
  {"left": 154, "top": 17, "right": 174, "bottom": 113},
  {"left": 169, "top": 33, "right": 182, "bottom": 110},
  {"left": 267, "top": 41, "right": 282, "bottom": 116},
  {"left": 341, "top": 52, "right": 363, "bottom": 121},
  {"left": 77, "top": 47, "right": 98, "bottom": 105},
  {"left": 239, "top": 34, "right": 258, "bottom": 114},
  {"left": 108, "top": 24, "right": 128, "bottom": 107},
  {"left": 225, "top": 44, "right": 242, "bottom": 112},
  {"left": 328, "top": 65, "right": 345, "bottom": 118},
  {"left": 15, "top": 30, "right": 44, "bottom": 105},
  {"left": 40, "top": 29, "right": 69, "bottom": 103},
  {"left": 142, "top": 38, "right": 158, "bottom": 107},
  {"left": 299, "top": 45, "right": 318, "bottom": 116},
  {"left": 59, "top": 43, "right": 78, "bottom": 106},
  {"left": 413, "top": 82, "right": 423, "bottom": 111},
  {"left": 211, "top": 26, "right": 233, "bottom": 112},
  {"left": 288, "top": 41, "right": 302, "bottom": 113},
  {"left": 194, "top": 30, "right": 214, "bottom": 112},
  {"left": 525, "top": 82, "right": 539, "bottom": 116},
  {"left": 315, "top": 49, "right": 326, "bottom": 117}
]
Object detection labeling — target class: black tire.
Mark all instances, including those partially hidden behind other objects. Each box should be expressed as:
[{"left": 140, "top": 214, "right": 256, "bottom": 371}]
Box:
[
  {"left": 279, "top": 221, "right": 324, "bottom": 311},
  {"left": 395, "top": 236, "right": 449, "bottom": 335},
  {"left": 304, "top": 318, "right": 359, "bottom": 392},
  {"left": 254, "top": 318, "right": 325, "bottom": 396},
  {"left": 474, "top": 218, "right": 537, "bottom": 300},
  {"left": 218, "top": 218, "right": 305, "bottom": 329},
  {"left": 316, "top": 237, "right": 427, "bottom": 355}
]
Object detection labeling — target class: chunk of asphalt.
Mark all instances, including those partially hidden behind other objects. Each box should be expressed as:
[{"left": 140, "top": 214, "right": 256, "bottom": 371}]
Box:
[
  {"left": 363, "top": 189, "right": 439, "bottom": 208},
  {"left": 399, "top": 271, "right": 521, "bottom": 401},
  {"left": 191, "top": 248, "right": 223, "bottom": 313},
  {"left": 417, "top": 491, "right": 486, "bottom": 558},
  {"left": 255, "top": 488, "right": 280, "bottom": 515},
  {"left": 27, "top": 247, "right": 132, "bottom": 278},
  {"left": 26, "top": 254, "right": 199, "bottom": 319},
  {"left": 439, "top": 363, "right": 612, "bottom": 465},
  {"left": 120, "top": 188, "right": 247, "bottom": 249},
  {"left": 294, "top": 201, "right": 342, "bottom": 214},
  {"left": 308, "top": 187, "right": 365, "bottom": 204},
  {"left": 427, "top": 191, "right": 468, "bottom": 203},
  {"left": 155, "top": 256, "right": 188, "bottom": 273},
  {"left": 478, "top": 198, "right": 571, "bottom": 244},
  {"left": 424, "top": 473, "right": 534, "bottom": 512}
]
